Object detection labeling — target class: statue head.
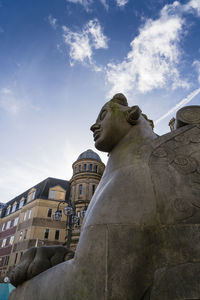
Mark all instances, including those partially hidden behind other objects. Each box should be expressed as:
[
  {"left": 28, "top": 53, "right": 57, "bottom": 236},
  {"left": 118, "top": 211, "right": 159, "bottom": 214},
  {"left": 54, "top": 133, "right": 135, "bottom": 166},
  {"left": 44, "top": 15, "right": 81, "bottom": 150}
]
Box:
[{"left": 90, "top": 93, "right": 142, "bottom": 153}]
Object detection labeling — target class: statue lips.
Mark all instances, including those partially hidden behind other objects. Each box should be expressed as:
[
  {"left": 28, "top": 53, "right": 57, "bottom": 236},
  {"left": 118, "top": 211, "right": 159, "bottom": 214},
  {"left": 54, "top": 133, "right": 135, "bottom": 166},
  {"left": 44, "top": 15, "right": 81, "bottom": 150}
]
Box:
[{"left": 93, "top": 130, "right": 101, "bottom": 141}]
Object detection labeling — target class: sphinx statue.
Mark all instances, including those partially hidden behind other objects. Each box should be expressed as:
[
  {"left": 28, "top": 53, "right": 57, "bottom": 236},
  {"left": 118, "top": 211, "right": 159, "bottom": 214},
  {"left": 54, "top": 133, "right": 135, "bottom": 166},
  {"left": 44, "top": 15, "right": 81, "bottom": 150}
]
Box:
[{"left": 9, "top": 94, "right": 200, "bottom": 300}]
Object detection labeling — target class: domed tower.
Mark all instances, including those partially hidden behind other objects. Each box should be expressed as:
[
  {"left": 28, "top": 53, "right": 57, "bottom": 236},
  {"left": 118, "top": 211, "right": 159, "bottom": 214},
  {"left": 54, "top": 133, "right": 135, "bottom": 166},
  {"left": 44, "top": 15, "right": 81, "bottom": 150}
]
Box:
[{"left": 69, "top": 149, "right": 105, "bottom": 249}]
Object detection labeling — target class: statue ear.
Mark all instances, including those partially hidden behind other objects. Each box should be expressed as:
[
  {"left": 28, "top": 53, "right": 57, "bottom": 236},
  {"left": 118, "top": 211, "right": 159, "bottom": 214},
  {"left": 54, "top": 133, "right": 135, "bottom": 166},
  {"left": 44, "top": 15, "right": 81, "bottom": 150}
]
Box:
[{"left": 126, "top": 106, "right": 141, "bottom": 125}]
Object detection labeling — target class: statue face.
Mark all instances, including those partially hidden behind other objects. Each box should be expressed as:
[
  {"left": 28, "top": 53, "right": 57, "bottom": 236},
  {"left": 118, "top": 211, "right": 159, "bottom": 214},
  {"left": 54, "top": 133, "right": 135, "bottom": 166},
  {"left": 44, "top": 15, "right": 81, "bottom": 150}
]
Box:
[{"left": 90, "top": 101, "right": 131, "bottom": 152}]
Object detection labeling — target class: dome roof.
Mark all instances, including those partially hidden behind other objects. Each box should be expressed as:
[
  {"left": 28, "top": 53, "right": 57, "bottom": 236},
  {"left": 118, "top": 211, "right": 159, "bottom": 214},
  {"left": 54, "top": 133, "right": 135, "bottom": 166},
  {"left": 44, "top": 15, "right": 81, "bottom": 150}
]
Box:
[{"left": 77, "top": 149, "right": 102, "bottom": 162}]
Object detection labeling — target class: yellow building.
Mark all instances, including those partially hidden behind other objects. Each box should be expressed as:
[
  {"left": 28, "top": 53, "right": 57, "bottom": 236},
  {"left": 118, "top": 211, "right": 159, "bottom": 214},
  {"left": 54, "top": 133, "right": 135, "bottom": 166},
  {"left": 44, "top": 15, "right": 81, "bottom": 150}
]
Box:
[{"left": 0, "top": 149, "right": 105, "bottom": 278}]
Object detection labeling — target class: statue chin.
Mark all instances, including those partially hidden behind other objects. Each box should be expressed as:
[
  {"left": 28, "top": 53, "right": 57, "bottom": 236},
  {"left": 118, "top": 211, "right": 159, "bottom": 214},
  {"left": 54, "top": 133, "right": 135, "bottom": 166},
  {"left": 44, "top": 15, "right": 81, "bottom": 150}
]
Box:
[{"left": 9, "top": 98, "right": 200, "bottom": 300}]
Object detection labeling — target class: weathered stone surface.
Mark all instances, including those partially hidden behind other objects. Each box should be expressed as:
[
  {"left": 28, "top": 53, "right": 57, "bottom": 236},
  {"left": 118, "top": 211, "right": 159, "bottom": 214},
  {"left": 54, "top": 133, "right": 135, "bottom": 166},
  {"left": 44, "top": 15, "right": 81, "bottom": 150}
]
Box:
[{"left": 9, "top": 94, "right": 200, "bottom": 300}]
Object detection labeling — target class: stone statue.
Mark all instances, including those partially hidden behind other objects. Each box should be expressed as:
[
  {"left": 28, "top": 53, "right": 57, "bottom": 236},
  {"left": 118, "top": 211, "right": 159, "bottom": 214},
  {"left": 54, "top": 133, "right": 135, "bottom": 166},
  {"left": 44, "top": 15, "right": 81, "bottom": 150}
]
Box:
[{"left": 9, "top": 94, "right": 200, "bottom": 300}]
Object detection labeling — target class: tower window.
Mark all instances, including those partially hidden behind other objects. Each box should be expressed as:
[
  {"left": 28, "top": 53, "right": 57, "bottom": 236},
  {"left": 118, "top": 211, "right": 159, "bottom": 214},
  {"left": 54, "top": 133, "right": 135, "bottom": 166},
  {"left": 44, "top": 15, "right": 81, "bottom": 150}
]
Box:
[
  {"left": 94, "top": 165, "right": 98, "bottom": 172},
  {"left": 14, "top": 253, "right": 18, "bottom": 264},
  {"left": 89, "top": 164, "right": 93, "bottom": 172},
  {"left": 24, "top": 229, "right": 27, "bottom": 240},
  {"left": 92, "top": 185, "right": 96, "bottom": 195},
  {"left": 79, "top": 184, "right": 82, "bottom": 195},
  {"left": 19, "top": 231, "right": 23, "bottom": 241},
  {"left": 83, "top": 164, "right": 87, "bottom": 171},
  {"left": 4, "top": 256, "right": 9, "bottom": 266}
]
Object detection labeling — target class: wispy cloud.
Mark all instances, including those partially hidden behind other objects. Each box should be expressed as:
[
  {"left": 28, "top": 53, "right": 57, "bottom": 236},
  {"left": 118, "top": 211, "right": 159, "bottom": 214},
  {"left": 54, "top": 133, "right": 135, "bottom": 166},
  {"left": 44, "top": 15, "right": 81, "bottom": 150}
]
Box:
[
  {"left": 155, "top": 87, "right": 200, "bottom": 124},
  {"left": 0, "top": 88, "right": 21, "bottom": 115},
  {"left": 48, "top": 15, "right": 57, "bottom": 29},
  {"left": 116, "top": 0, "right": 128, "bottom": 7},
  {"left": 66, "top": 0, "right": 127, "bottom": 10},
  {"left": 66, "top": 0, "right": 93, "bottom": 11},
  {"left": 99, "top": 0, "right": 108, "bottom": 10},
  {"left": 0, "top": 87, "right": 40, "bottom": 115},
  {"left": 63, "top": 19, "right": 108, "bottom": 66},
  {"left": 193, "top": 60, "right": 200, "bottom": 83}
]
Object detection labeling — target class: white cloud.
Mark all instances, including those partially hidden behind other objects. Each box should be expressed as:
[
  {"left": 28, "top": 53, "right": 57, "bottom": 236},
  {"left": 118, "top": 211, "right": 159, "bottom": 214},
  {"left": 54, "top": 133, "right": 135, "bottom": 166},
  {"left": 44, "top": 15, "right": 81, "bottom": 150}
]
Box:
[
  {"left": 66, "top": 0, "right": 93, "bottom": 11},
  {"left": 155, "top": 87, "right": 200, "bottom": 124},
  {"left": 116, "top": 0, "right": 128, "bottom": 7},
  {"left": 184, "top": 0, "right": 200, "bottom": 16},
  {"left": 63, "top": 19, "right": 108, "bottom": 66},
  {"left": 106, "top": 5, "right": 186, "bottom": 96},
  {"left": 48, "top": 15, "right": 57, "bottom": 29},
  {"left": 193, "top": 60, "right": 200, "bottom": 83}
]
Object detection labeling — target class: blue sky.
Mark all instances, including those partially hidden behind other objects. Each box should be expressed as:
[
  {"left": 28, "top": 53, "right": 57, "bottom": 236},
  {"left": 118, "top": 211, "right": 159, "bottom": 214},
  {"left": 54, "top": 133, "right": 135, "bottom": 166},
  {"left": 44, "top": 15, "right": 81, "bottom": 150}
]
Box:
[{"left": 0, "top": 0, "right": 200, "bottom": 202}]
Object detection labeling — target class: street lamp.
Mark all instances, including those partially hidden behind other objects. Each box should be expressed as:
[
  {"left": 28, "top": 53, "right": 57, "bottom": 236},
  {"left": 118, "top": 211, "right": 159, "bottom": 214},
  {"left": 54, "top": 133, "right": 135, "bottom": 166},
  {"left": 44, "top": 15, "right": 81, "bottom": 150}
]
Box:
[{"left": 53, "top": 201, "right": 80, "bottom": 248}]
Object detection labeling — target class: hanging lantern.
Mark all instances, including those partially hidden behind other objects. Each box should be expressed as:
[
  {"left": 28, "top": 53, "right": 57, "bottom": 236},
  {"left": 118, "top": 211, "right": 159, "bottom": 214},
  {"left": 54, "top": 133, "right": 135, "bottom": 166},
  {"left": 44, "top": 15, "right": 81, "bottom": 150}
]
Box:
[
  {"left": 72, "top": 215, "right": 80, "bottom": 224},
  {"left": 53, "top": 210, "right": 62, "bottom": 221},
  {"left": 64, "top": 205, "right": 74, "bottom": 216}
]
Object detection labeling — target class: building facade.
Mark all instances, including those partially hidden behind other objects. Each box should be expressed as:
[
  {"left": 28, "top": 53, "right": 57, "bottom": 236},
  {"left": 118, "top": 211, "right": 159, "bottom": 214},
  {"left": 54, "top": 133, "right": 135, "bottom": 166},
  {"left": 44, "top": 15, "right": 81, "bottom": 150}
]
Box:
[{"left": 0, "top": 149, "right": 105, "bottom": 278}]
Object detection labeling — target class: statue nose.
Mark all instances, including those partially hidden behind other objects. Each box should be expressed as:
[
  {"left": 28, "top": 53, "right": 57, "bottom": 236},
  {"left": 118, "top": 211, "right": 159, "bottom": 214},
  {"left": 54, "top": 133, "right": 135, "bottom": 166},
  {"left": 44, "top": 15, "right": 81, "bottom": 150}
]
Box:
[{"left": 90, "top": 123, "right": 100, "bottom": 132}]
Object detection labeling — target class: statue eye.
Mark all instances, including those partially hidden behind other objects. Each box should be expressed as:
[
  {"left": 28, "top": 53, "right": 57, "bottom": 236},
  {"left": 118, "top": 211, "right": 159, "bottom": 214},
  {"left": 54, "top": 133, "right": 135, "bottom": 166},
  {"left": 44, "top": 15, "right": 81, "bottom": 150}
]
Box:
[{"left": 100, "top": 110, "right": 107, "bottom": 121}]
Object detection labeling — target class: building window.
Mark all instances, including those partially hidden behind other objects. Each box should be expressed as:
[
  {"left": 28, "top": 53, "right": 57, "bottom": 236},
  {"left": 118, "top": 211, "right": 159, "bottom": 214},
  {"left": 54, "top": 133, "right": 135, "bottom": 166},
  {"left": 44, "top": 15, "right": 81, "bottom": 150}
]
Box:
[
  {"left": 9, "top": 236, "right": 14, "bottom": 245},
  {"left": 44, "top": 229, "right": 49, "bottom": 239},
  {"left": 49, "top": 190, "right": 55, "bottom": 199},
  {"left": 55, "top": 230, "right": 60, "bottom": 240},
  {"left": 20, "top": 252, "right": 23, "bottom": 260},
  {"left": 1, "top": 223, "right": 5, "bottom": 231},
  {"left": 79, "top": 184, "right": 82, "bottom": 195},
  {"left": 6, "top": 206, "right": 11, "bottom": 216},
  {"left": 1, "top": 238, "right": 7, "bottom": 247},
  {"left": 4, "top": 256, "right": 9, "bottom": 266},
  {"left": 24, "top": 229, "right": 27, "bottom": 240},
  {"left": 14, "top": 253, "right": 18, "bottom": 264},
  {"left": 6, "top": 221, "right": 11, "bottom": 230},
  {"left": 32, "top": 191, "right": 36, "bottom": 200},
  {"left": 79, "top": 165, "right": 81, "bottom": 172},
  {"left": 19, "top": 231, "right": 23, "bottom": 241},
  {"left": 47, "top": 208, "right": 52, "bottom": 218},
  {"left": 94, "top": 165, "right": 98, "bottom": 172},
  {"left": 89, "top": 164, "right": 93, "bottom": 172},
  {"left": 92, "top": 185, "right": 96, "bottom": 195},
  {"left": 28, "top": 209, "right": 32, "bottom": 219},
  {"left": 83, "top": 164, "right": 87, "bottom": 171},
  {"left": 27, "top": 194, "right": 32, "bottom": 203},
  {"left": 14, "top": 217, "right": 19, "bottom": 227},
  {"left": 11, "top": 203, "right": 17, "bottom": 213},
  {"left": 24, "top": 211, "right": 27, "bottom": 221},
  {"left": 19, "top": 198, "right": 24, "bottom": 209}
]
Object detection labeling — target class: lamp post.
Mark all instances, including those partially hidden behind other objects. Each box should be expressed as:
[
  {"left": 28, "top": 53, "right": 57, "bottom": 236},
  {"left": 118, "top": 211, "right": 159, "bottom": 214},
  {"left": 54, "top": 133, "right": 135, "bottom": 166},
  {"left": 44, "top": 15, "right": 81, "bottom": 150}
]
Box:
[{"left": 52, "top": 201, "right": 87, "bottom": 248}]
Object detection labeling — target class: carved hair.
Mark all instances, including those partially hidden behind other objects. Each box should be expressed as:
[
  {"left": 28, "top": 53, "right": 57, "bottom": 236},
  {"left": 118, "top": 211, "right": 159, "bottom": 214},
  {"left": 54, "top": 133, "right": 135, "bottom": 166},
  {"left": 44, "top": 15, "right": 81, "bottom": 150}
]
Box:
[{"left": 111, "top": 93, "right": 128, "bottom": 106}]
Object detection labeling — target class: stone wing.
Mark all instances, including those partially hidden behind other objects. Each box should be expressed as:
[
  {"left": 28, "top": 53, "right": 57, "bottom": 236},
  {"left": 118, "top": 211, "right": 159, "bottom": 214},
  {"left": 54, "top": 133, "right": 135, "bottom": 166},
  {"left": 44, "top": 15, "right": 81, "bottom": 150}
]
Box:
[{"left": 149, "top": 121, "right": 200, "bottom": 225}]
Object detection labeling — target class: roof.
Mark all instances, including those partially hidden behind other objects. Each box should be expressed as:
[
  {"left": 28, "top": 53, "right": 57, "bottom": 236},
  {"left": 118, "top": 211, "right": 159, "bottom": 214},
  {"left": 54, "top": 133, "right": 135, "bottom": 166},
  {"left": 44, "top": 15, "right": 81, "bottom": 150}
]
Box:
[
  {"left": 77, "top": 149, "right": 102, "bottom": 162},
  {"left": 1, "top": 177, "right": 70, "bottom": 218}
]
